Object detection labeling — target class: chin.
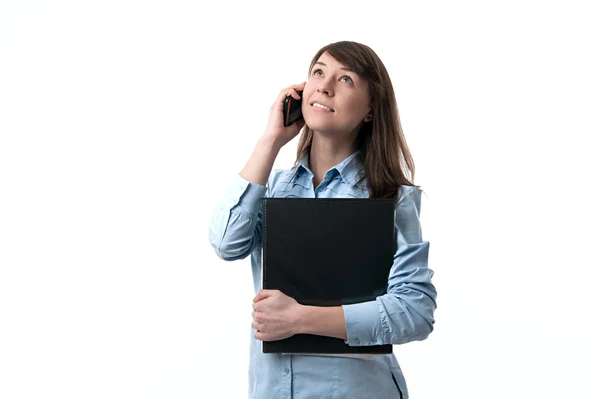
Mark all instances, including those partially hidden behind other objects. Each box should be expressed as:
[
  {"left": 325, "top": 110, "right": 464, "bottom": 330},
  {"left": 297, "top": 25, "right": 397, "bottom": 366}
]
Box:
[
  {"left": 305, "top": 122, "right": 335, "bottom": 135},
  {"left": 310, "top": 127, "right": 347, "bottom": 137},
  {"left": 304, "top": 117, "right": 334, "bottom": 133}
]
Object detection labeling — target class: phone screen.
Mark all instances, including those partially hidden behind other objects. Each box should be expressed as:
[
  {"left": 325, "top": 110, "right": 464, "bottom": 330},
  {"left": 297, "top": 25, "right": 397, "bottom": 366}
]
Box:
[{"left": 283, "top": 90, "right": 303, "bottom": 127}]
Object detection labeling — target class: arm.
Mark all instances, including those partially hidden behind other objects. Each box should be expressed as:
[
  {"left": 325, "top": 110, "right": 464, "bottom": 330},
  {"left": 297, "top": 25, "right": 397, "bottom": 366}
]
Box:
[
  {"left": 284, "top": 188, "right": 437, "bottom": 346},
  {"left": 297, "top": 305, "right": 348, "bottom": 340},
  {"left": 240, "top": 135, "right": 282, "bottom": 186},
  {"left": 239, "top": 82, "right": 306, "bottom": 186},
  {"left": 252, "top": 290, "right": 348, "bottom": 341},
  {"left": 208, "top": 83, "right": 307, "bottom": 261},
  {"left": 208, "top": 135, "right": 279, "bottom": 261},
  {"left": 341, "top": 186, "right": 437, "bottom": 346}
]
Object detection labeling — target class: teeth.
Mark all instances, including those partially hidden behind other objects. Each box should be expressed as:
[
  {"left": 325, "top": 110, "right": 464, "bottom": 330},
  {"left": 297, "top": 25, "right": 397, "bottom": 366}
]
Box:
[{"left": 312, "top": 103, "right": 332, "bottom": 111}]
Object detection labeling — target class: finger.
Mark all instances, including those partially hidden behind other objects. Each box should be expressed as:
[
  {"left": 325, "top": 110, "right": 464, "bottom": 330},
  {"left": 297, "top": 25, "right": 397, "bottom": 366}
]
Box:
[
  {"left": 251, "top": 321, "right": 260, "bottom": 330},
  {"left": 255, "top": 331, "right": 275, "bottom": 342},
  {"left": 287, "top": 86, "right": 302, "bottom": 100},
  {"left": 275, "top": 86, "right": 302, "bottom": 105},
  {"left": 254, "top": 331, "right": 273, "bottom": 341},
  {"left": 282, "top": 88, "right": 301, "bottom": 102},
  {"left": 292, "top": 81, "right": 306, "bottom": 90},
  {"left": 287, "top": 81, "right": 305, "bottom": 90},
  {"left": 273, "top": 90, "right": 292, "bottom": 112},
  {"left": 253, "top": 289, "right": 274, "bottom": 302}
]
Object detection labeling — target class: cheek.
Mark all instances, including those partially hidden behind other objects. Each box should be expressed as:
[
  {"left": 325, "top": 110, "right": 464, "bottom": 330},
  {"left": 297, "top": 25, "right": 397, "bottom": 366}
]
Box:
[
  {"left": 301, "top": 99, "right": 309, "bottom": 115},
  {"left": 301, "top": 87, "right": 316, "bottom": 111},
  {"left": 352, "top": 96, "right": 369, "bottom": 118},
  {"left": 302, "top": 84, "right": 315, "bottom": 101},
  {"left": 345, "top": 95, "right": 369, "bottom": 117}
]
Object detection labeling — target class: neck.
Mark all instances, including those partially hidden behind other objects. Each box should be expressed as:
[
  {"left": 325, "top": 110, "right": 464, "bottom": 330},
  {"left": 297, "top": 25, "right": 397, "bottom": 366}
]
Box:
[{"left": 308, "top": 132, "right": 358, "bottom": 187}]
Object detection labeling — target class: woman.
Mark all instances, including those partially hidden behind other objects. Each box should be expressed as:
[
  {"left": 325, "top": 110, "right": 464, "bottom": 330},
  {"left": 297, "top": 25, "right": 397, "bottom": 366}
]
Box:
[{"left": 209, "top": 41, "right": 437, "bottom": 399}]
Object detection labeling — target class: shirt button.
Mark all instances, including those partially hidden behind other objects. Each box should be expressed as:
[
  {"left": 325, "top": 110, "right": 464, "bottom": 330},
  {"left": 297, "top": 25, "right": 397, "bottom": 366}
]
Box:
[{"left": 284, "top": 368, "right": 290, "bottom": 374}]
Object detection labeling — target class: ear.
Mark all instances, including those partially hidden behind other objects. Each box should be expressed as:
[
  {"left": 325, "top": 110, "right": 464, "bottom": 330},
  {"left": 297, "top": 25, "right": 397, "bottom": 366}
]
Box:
[{"left": 363, "top": 110, "right": 373, "bottom": 123}]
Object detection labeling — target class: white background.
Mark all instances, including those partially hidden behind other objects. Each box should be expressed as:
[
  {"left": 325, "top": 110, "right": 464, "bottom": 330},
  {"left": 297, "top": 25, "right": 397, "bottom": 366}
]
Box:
[{"left": 1, "top": 1, "right": 599, "bottom": 398}]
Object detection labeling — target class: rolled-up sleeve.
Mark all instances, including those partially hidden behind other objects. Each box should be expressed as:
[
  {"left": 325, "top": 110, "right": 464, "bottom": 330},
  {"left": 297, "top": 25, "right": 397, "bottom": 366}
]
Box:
[
  {"left": 208, "top": 174, "right": 268, "bottom": 261},
  {"left": 342, "top": 186, "right": 437, "bottom": 346}
]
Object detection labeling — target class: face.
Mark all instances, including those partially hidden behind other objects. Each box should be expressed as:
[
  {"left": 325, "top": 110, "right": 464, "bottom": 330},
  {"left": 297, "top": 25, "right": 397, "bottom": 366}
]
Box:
[{"left": 302, "top": 52, "right": 371, "bottom": 138}]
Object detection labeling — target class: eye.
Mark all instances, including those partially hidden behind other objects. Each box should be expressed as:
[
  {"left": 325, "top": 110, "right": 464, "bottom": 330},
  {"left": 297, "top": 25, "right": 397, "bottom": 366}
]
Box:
[
  {"left": 312, "top": 68, "right": 324, "bottom": 76},
  {"left": 341, "top": 76, "right": 354, "bottom": 84}
]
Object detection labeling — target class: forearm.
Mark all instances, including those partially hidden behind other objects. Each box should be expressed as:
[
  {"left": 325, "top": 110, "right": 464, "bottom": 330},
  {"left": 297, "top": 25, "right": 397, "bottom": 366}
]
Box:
[
  {"left": 297, "top": 305, "right": 348, "bottom": 340},
  {"left": 240, "top": 135, "right": 282, "bottom": 187},
  {"left": 343, "top": 292, "right": 435, "bottom": 346}
]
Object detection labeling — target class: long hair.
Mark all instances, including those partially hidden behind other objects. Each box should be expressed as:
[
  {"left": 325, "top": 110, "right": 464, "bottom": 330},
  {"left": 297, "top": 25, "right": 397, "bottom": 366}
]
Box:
[{"left": 295, "top": 41, "right": 418, "bottom": 202}]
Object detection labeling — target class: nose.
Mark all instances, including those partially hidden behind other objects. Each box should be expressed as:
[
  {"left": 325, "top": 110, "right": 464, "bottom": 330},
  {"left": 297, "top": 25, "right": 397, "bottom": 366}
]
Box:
[{"left": 317, "top": 78, "right": 334, "bottom": 96}]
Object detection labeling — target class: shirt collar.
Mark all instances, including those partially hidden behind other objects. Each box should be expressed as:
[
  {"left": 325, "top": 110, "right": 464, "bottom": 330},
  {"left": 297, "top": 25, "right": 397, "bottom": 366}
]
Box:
[{"left": 287, "top": 149, "right": 365, "bottom": 187}]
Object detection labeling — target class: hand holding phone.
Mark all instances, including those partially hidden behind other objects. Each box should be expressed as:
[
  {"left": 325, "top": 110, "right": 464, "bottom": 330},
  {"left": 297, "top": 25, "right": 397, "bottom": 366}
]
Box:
[
  {"left": 283, "top": 90, "right": 303, "bottom": 127},
  {"left": 262, "top": 83, "right": 306, "bottom": 148}
]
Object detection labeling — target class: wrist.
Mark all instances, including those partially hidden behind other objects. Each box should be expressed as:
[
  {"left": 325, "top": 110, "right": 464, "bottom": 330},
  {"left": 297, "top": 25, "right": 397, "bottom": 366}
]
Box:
[
  {"left": 294, "top": 304, "right": 311, "bottom": 335},
  {"left": 260, "top": 132, "right": 285, "bottom": 151}
]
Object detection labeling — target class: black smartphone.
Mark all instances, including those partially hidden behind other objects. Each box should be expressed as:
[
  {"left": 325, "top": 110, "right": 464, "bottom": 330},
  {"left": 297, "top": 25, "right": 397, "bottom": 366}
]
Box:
[{"left": 283, "top": 90, "right": 303, "bottom": 127}]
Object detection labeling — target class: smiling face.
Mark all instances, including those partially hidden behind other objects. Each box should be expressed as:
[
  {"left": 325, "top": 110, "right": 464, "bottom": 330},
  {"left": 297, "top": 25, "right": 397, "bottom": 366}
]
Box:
[{"left": 301, "top": 52, "right": 372, "bottom": 138}]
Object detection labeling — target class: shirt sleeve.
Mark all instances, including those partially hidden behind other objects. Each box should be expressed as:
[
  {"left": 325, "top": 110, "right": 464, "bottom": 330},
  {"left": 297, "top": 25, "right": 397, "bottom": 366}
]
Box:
[
  {"left": 208, "top": 174, "right": 268, "bottom": 261},
  {"left": 342, "top": 186, "right": 437, "bottom": 346}
]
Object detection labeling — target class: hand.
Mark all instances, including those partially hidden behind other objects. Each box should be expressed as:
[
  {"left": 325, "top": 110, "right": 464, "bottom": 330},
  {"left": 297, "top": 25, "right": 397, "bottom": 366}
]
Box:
[
  {"left": 262, "top": 82, "right": 307, "bottom": 148},
  {"left": 251, "top": 289, "right": 303, "bottom": 341}
]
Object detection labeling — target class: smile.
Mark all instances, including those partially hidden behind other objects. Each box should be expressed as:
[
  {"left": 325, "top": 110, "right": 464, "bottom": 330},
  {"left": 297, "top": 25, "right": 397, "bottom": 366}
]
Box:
[{"left": 311, "top": 102, "right": 334, "bottom": 112}]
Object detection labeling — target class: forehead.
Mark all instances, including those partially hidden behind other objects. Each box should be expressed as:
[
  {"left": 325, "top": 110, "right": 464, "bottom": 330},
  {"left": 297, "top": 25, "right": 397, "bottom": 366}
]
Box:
[{"left": 314, "top": 52, "right": 352, "bottom": 71}]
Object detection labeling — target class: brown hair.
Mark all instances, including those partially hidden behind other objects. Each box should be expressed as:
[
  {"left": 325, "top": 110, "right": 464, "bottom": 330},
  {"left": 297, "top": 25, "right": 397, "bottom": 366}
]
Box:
[{"left": 295, "top": 41, "right": 418, "bottom": 202}]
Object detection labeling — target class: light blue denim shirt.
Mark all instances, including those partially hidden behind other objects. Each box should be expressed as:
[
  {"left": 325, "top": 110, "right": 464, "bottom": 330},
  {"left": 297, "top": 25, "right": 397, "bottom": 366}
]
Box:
[{"left": 208, "top": 150, "right": 437, "bottom": 399}]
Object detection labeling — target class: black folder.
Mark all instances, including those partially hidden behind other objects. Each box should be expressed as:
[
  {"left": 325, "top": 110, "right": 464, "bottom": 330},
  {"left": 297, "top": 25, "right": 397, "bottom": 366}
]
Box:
[{"left": 261, "top": 197, "right": 395, "bottom": 355}]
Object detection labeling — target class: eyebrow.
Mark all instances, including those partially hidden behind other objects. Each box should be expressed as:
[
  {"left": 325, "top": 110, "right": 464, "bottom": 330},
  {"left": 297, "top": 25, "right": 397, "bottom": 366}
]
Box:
[{"left": 313, "top": 61, "right": 356, "bottom": 74}]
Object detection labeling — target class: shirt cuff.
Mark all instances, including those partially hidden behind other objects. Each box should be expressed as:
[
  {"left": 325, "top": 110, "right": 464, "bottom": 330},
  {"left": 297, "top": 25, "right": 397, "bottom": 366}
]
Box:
[
  {"left": 224, "top": 174, "right": 267, "bottom": 217},
  {"left": 342, "top": 300, "right": 383, "bottom": 346}
]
